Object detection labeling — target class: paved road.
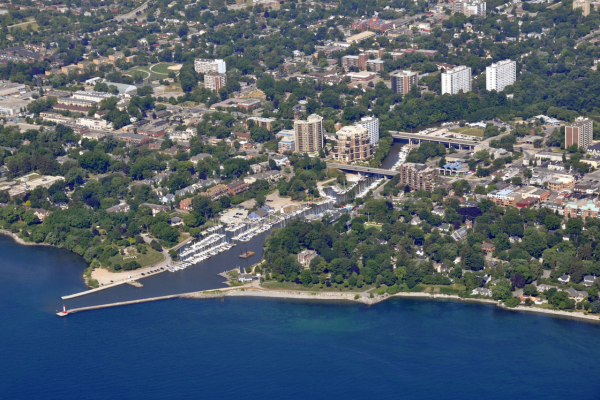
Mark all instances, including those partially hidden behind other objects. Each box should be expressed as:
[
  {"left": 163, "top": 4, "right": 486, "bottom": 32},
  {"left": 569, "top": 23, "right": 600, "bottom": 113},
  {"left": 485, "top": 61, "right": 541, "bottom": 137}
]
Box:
[
  {"left": 372, "top": 178, "right": 389, "bottom": 200},
  {"left": 115, "top": 0, "right": 151, "bottom": 22}
]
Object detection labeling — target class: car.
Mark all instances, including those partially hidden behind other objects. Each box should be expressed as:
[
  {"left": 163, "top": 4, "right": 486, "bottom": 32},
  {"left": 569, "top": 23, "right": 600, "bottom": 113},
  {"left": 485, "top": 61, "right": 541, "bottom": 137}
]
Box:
[{"left": 141, "top": 273, "right": 145, "bottom": 276}]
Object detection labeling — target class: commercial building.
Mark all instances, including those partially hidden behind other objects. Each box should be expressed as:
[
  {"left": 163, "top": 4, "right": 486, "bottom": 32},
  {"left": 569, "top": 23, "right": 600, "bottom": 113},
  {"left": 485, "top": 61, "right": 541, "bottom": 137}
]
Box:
[
  {"left": 454, "top": 0, "right": 486, "bottom": 16},
  {"left": 276, "top": 129, "right": 295, "bottom": 153},
  {"left": 204, "top": 72, "right": 227, "bottom": 92},
  {"left": 399, "top": 163, "right": 437, "bottom": 191},
  {"left": 294, "top": 114, "right": 324, "bottom": 154},
  {"left": 486, "top": 59, "right": 516, "bottom": 92},
  {"left": 72, "top": 90, "right": 115, "bottom": 103},
  {"left": 346, "top": 31, "right": 376, "bottom": 44},
  {"left": 565, "top": 117, "right": 593, "bottom": 150},
  {"left": 194, "top": 58, "right": 226, "bottom": 74},
  {"left": 352, "top": 12, "right": 393, "bottom": 33},
  {"left": 333, "top": 125, "right": 373, "bottom": 163},
  {"left": 76, "top": 117, "right": 110, "bottom": 130},
  {"left": 246, "top": 117, "right": 276, "bottom": 130},
  {"left": 354, "top": 116, "right": 379, "bottom": 146},
  {"left": 565, "top": 199, "right": 600, "bottom": 220},
  {"left": 441, "top": 65, "right": 472, "bottom": 95},
  {"left": 391, "top": 70, "right": 418, "bottom": 95},
  {"left": 0, "top": 83, "right": 26, "bottom": 97}
]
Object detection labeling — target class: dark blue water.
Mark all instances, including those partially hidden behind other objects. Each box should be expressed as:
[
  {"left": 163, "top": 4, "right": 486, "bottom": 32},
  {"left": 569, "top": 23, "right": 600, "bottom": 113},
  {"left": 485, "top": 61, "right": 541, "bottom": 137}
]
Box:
[{"left": 2, "top": 235, "right": 600, "bottom": 399}]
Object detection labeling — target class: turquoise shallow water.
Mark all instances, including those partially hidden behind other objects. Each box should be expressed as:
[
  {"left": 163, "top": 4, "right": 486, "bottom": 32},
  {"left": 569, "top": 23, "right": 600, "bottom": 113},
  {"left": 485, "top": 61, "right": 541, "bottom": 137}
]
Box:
[{"left": 1, "top": 235, "right": 600, "bottom": 399}]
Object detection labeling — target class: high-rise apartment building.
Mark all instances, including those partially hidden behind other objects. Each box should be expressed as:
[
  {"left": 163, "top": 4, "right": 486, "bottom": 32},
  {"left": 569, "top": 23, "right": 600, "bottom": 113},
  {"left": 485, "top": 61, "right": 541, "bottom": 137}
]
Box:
[
  {"left": 204, "top": 72, "right": 227, "bottom": 92},
  {"left": 294, "top": 114, "right": 324, "bottom": 154},
  {"left": 399, "top": 163, "right": 437, "bottom": 191},
  {"left": 391, "top": 70, "right": 418, "bottom": 95},
  {"left": 333, "top": 125, "right": 373, "bottom": 163},
  {"left": 441, "top": 65, "right": 472, "bottom": 95},
  {"left": 194, "top": 58, "right": 226, "bottom": 74},
  {"left": 573, "top": 0, "right": 591, "bottom": 16},
  {"left": 355, "top": 116, "right": 379, "bottom": 146},
  {"left": 341, "top": 54, "right": 368, "bottom": 70},
  {"left": 454, "top": 0, "right": 486, "bottom": 17},
  {"left": 565, "top": 117, "right": 593, "bottom": 150},
  {"left": 486, "top": 59, "right": 516, "bottom": 92}
]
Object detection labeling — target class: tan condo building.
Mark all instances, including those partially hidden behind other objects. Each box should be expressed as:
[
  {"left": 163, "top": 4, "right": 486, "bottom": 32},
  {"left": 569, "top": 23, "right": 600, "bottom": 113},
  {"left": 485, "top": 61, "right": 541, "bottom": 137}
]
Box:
[
  {"left": 399, "top": 163, "right": 437, "bottom": 191},
  {"left": 333, "top": 125, "right": 373, "bottom": 163},
  {"left": 294, "top": 114, "right": 324, "bottom": 154}
]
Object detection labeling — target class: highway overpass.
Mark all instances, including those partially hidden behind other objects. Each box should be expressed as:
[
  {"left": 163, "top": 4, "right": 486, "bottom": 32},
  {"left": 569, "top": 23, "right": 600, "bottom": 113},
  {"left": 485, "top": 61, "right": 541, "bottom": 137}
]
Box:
[
  {"left": 326, "top": 162, "right": 398, "bottom": 177},
  {"left": 390, "top": 131, "right": 479, "bottom": 150}
]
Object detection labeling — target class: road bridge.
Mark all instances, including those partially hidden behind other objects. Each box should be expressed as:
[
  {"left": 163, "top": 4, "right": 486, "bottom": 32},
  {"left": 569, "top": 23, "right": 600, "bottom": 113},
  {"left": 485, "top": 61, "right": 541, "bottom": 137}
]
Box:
[
  {"left": 326, "top": 162, "right": 399, "bottom": 177},
  {"left": 390, "top": 131, "right": 479, "bottom": 151}
]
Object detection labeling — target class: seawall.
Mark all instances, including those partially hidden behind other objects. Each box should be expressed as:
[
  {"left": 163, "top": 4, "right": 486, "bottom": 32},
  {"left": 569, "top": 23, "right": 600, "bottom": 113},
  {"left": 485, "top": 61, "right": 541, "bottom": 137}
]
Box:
[{"left": 60, "top": 287, "right": 600, "bottom": 323}]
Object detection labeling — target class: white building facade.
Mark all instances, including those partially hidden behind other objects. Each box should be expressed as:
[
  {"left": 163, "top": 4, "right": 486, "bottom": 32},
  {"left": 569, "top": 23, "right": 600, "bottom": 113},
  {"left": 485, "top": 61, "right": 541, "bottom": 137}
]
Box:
[
  {"left": 194, "top": 58, "right": 226, "bottom": 74},
  {"left": 486, "top": 59, "right": 516, "bottom": 92},
  {"left": 354, "top": 116, "right": 379, "bottom": 146},
  {"left": 441, "top": 65, "right": 472, "bottom": 95}
]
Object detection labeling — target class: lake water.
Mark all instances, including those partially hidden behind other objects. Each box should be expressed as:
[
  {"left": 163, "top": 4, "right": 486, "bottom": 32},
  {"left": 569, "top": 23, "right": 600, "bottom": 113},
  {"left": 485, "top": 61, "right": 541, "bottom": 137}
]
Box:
[{"left": 2, "top": 234, "right": 600, "bottom": 399}]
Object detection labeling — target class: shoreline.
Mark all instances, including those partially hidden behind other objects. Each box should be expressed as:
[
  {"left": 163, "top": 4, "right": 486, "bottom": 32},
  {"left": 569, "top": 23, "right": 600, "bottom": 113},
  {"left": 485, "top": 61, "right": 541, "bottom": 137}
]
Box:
[
  {"left": 0, "top": 229, "right": 54, "bottom": 247},
  {"left": 63, "top": 286, "right": 600, "bottom": 323}
]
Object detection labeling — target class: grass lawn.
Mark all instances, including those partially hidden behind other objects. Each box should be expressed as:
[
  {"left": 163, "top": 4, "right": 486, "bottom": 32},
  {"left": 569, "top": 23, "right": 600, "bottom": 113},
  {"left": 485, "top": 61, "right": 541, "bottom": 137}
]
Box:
[
  {"left": 262, "top": 281, "right": 373, "bottom": 293},
  {"left": 109, "top": 248, "right": 165, "bottom": 269},
  {"left": 150, "top": 63, "right": 175, "bottom": 74},
  {"left": 450, "top": 126, "right": 484, "bottom": 137}
]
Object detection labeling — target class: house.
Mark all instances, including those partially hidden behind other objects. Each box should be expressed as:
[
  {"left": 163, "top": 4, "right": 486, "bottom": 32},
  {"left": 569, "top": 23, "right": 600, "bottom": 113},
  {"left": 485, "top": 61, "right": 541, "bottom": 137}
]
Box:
[
  {"left": 140, "top": 203, "right": 169, "bottom": 216},
  {"left": 238, "top": 273, "right": 254, "bottom": 282},
  {"left": 439, "top": 223, "right": 451, "bottom": 232},
  {"left": 432, "top": 207, "right": 445, "bottom": 217},
  {"left": 190, "top": 153, "right": 211, "bottom": 165},
  {"left": 106, "top": 203, "right": 130, "bottom": 213},
  {"left": 298, "top": 249, "right": 317, "bottom": 266},
  {"left": 248, "top": 208, "right": 269, "bottom": 219},
  {"left": 482, "top": 243, "right": 495, "bottom": 253},
  {"left": 452, "top": 226, "right": 468, "bottom": 241},
  {"left": 509, "top": 236, "right": 521, "bottom": 243},
  {"left": 583, "top": 275, "right": 596, "bottom": 287},
  {"left": 536, "top": 284, "right": 560, "bottom": 292},
  {"left": 161, "top": 194, "right": 176, "bottom": 204},
  {"left": 33, "top": 208, "right": 50, "bottom": 221},
  {"left": 180, "top": 198, "right": 193, "bottom": 211},
  {"left": 410, "top": 216, "right": 421, "bottom": 226},
  {"left": 558, "top": 274, "right": 571, "bottom": 284},
  {"left": 168, "top": 217, "right": 183, "bottom": 226},
  {"left": 472, "top": 288, "right": 492, "bottom": 297},
  {"left": 566, "top": 287, "right": 588, "bottom": 302}
]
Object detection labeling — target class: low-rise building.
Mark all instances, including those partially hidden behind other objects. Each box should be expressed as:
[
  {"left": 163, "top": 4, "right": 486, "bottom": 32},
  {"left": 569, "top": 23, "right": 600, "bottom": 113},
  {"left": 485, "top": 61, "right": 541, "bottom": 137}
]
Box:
[
  {"left": 227, "top": 180, "right": 249, "bottom": 196},
  {"left": 106, "top": 203, "right": 130, "bottom": 213},
  {"left": 179, "top": 198, "right": 193, "bottom": 211},
  {"left": 298, "top": 249, "right": 317, "bottom": 265}
]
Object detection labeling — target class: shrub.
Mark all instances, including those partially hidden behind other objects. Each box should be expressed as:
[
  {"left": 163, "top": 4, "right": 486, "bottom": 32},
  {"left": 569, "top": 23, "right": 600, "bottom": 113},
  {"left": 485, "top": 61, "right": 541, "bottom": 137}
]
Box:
[{"left": 504, "top": 297, "right": 520, "bottom": 308}]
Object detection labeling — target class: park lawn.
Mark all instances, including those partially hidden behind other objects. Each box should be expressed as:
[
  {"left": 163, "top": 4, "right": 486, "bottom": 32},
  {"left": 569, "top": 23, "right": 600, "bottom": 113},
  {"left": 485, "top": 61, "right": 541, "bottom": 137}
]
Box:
[
  {"left": 150, "top": 63, "right": 175, "bottom": 74},
  {"left": 262, "top": 281, "right": 373, "bottom": 293},
  {"left": 108, "top": 248, "right": 165, "bottom": 269},
  {"left": 364, "top": 223, "right": 382, "bottom": 230},
  {"left": 450, "top": 126, "right": 484, "bottom": 137}
]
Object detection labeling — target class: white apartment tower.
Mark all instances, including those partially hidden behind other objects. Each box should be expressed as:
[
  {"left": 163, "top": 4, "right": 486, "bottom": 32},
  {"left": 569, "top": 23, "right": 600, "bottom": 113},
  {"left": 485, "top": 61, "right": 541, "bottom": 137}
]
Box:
[
  {"left": 486, "top": 59, "right": 516, "bottom": 92},
  {"left": 294, "top": 114, "right": 324, "bottom": 154},
  {"left": 355, "top": 116, "right": 379, "bottom": 146},
  {"left": 454, "top": 0, "right": 486, "bottom": 17},
  {"left": 441, "top": 66, "right": 472, "bottom": 95},
  {"left": 194, "top": 58, "right": 226, "bottom": 74}
]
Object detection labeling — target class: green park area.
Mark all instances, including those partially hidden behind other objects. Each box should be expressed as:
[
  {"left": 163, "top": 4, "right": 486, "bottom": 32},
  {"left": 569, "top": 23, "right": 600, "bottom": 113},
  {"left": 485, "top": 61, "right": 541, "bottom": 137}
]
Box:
[
  {"left": 449, "top": 126, "right": 485, "bottom": 137},
  {"left": 129, "top": 63, "right": 178, "bottom": 82},
  {"left": 108, "top": 248, "right": 165, "bottom": 271}
]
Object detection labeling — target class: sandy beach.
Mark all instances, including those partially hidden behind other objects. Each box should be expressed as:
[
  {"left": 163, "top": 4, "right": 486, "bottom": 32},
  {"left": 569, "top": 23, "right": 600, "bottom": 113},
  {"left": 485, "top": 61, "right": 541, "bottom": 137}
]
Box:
[{"left": 91, "top": 264, "right": 167, "bottom": 286}]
